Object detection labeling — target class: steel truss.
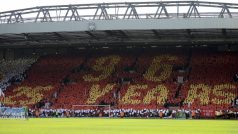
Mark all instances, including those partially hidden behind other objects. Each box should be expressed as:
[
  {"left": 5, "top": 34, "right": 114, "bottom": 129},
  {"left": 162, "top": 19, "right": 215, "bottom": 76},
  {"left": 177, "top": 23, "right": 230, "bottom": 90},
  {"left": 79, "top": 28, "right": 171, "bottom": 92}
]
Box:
[{"left": 1, "top": 1, "right": 238, "bottom": 24}]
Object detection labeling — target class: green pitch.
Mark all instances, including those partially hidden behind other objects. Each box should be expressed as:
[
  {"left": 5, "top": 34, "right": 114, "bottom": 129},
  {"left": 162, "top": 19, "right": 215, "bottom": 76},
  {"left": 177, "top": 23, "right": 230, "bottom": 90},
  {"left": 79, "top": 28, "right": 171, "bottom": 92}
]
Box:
[{"left": 0, "top": 118, "right": 237, "bottom": 134}]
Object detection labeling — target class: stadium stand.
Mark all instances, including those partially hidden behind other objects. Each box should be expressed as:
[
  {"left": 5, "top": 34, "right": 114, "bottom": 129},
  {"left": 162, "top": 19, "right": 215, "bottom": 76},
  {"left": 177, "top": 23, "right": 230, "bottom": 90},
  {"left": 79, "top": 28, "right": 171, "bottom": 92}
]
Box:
[
  {"left": 181, "top": 49, "right": 238, "bottom": 117},
  {"left": 0, "top": 48, "right": 238, "bottom": 118},
  {"left": 1, "top": 55, "right": 84, "bottom": 108}
]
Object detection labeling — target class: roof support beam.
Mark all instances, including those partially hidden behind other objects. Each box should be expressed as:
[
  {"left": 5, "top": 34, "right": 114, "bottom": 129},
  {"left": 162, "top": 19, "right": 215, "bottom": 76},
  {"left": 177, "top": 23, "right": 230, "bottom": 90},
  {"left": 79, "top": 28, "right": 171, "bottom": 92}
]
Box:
[
  {"left": 63, "top": 6, "right": 81, "bottom": 21},
  {"left": 35, "top": 8, "right": 52, "bottom": 22},
  {"left": 219, "top": 5, "right": 232, "bottom": 18},
  {"left": 7, "top": 12, "right": 24, "bottom": 24},
  {"left": 154, "top": 3, "right": 169, "bottom": 18},
  {"left": 123, "top": 4, "right": 139, "bottom": 19},
  {"left": 185, "top": 2, "right": 200, "bottom": 18},
  {"left": 93, "top": 4, "right": 109, "bottom": 20},
  {"left": 1, "top": 1, "right": 238, "bottom": 24}
]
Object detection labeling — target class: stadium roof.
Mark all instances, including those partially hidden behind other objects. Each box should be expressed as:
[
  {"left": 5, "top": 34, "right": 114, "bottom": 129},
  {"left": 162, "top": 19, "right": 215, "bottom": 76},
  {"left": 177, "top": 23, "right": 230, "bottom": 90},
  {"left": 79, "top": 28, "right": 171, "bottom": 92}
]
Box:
[{"left": 0, "top": 1, "right": 238, "bottom": 48}]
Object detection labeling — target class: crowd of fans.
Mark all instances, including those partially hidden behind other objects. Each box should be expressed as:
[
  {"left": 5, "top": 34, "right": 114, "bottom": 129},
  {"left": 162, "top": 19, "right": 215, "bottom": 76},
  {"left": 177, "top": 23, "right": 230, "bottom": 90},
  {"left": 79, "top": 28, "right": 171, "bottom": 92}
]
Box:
[
  {"left": 0, "top": 48, "right": 238, "bottom": 119},
  {"left": 1, "top": 55, "right": 84, "bottom": 108},
  {"left": 0, "top": 58, "right": 36, "bottom": 91},
  {"left": 28, "top": 108, "right": 193, "bottom": 118},
  {"left": 27, "top": 108, "right": 238, "bottom": 119}
]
